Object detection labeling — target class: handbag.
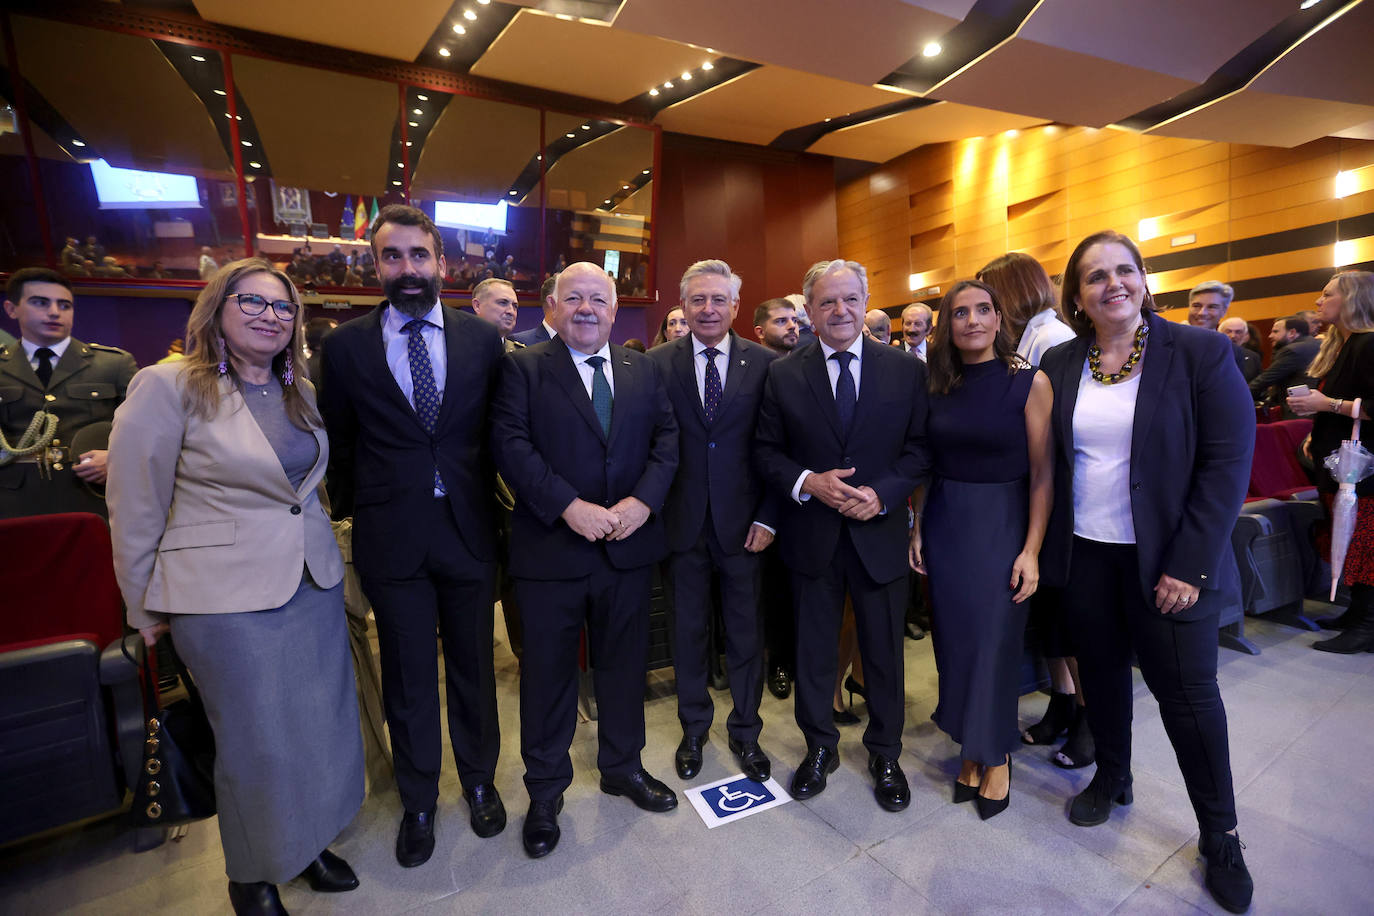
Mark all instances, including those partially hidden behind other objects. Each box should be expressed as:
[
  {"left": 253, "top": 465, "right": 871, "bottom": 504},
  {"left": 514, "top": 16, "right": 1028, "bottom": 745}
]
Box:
[{"left": 123, "top": 635, "right": 217, "bottom": 826}]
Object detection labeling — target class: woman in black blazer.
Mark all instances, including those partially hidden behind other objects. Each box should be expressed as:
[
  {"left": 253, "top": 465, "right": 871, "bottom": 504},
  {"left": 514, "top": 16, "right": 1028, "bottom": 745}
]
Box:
[{"left": 1039, "top": 231, "right": 1255, "bottom": 914}]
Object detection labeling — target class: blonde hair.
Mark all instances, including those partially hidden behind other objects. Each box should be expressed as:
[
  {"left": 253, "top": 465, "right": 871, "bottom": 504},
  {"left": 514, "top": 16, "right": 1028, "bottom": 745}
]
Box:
[
  {"left": 1309, "top": 271, "right": 1374, "bottom": 378},
  {"left": 181, "top": 257, "right": 319, "bottom": 430}
]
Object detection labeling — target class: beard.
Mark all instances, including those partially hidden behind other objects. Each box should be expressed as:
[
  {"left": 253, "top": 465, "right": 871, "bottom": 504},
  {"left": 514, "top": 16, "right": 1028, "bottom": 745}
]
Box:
[{"left": 384, "top": 272, "right": 441, "bottom": 317}]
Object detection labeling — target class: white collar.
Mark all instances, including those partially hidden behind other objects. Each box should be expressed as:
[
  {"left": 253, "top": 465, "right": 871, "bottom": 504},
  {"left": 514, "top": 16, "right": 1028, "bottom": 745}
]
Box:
[
  {"left": 23, "top": 336, "right": 72, "bottom": 361},
  {"left": 692, "top": 333, "right": 731, "bottom": 357},
  {"left": 385, "top": 299, "right": 443, "bottom": 333},
  {"left": 568, "top": 340, "right": 612, "bottom": 363},
  {"left": 819, "top": 335, "right": 864, "bottom": 362}
]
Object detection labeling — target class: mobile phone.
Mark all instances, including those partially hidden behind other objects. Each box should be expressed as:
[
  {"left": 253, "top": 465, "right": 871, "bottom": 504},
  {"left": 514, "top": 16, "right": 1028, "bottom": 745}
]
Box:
[{"left": 1287, "top": 385, "right": 1310, "bottom": 398}]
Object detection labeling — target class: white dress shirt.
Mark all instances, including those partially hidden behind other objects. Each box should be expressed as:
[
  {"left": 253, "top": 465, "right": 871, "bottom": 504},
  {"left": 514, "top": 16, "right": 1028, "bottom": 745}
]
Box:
[
  {"left": 1018, "top": 309, "right": 1075, "bottom": 367},
  {"left": 22, "top": 336, "right": 72, "bottom": 374},
  {"left": 691, "top": 333, "right": 731, "bottom": 405},
  {"left": 793, "top": 335, "right": 865, "bottom": 503},
  {"left": 568, "top": 341, "right": 615, "bottom": 399}
]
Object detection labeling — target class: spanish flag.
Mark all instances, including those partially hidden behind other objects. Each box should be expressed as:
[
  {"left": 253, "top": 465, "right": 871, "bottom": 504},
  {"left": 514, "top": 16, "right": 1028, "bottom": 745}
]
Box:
[{"left": 353, "top": 197, "right": 367, "bottom": 241}]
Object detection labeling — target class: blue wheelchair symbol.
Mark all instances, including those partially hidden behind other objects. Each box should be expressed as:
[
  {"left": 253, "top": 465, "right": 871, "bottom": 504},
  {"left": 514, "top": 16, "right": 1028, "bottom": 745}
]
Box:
[{"left": 704, "top": 777, "right": 775, "bottom": 819}]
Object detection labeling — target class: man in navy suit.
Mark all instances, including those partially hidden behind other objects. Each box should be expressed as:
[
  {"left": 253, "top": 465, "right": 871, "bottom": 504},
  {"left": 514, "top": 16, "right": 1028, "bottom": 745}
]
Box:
[
  {"left": 755, "top": 259, "right": 930, "bottom": 812},
  {"left": 648, "top": 260, "right": 778, "bottom": 784},
  {"left": 319, "top": 205, "right": 506, "bottom": 867},
  {"left": 509, "top": 276, "right": 558, "bottom": 346},
  {"left": 491, "top": 262, "right": 680, "bottom": 859}
]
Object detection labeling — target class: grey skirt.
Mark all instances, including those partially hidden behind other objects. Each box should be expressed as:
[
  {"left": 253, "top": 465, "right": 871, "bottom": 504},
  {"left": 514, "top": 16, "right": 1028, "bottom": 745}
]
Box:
[{"left": 170, "top": 573, "right": 364, "bottom": 884}]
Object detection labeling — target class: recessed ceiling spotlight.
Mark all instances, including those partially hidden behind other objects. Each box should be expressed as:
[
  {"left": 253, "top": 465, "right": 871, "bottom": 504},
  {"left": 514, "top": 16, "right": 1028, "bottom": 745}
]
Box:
[
  {"left": 581, "top": 124, "right": 590, "bottom": 130},
  {"left": 649, "top": 88, "right": 659, "bottom": 96},
  {"left": 622, "top": 185, "right": 630, "bottom": 190},
  {"left": 438, "top": 46, "right": 451, "bottom": 56},
  {"left": 922, "top": 41, "right": 942, "bottom": 57},
  {"left": 642, "top": 169, "right": 650, "bottom": 174},
  {"left": 566, "top": 132, "right": 575, "bottom": 138},
  {"left": 664, "top": 80, "right": 674, "bottom": 88},
  {"left": 409, "top": 121, "right": 419, "bottom": 127},
  {"left": 413, "top": 108, "right": 423, "bottom": 115},
  {"left": 536, "top": 154, "right": 542, "bottom": 160},
  {"left": 190, "top": 54, "right": 206, "bottom": 62},
  {"left": 479, "top": 0, "right": 490, "bottom": 5},
  {"left": 453, "top": 23, "right": 466, "bottom": 34},
  {"left": 824, "top": 117, "right": 832, "bottom": 123},
  {"left": 213, "top": 89, "right": 227, "bottom": 96},
  {"left": 249, "top": 161, "right": 261, "bottom": 168},
  {"left": 603, "top": 199, "right": 611, "bottom": 204},
  {"left": 393, "top": 180, "right": 402, "bottom": 186},
  {"left": 71, "top": 139, "right": 86, "bottom": 147},
  {"left": 701, "top": 61, "right": 714, "bottom": 71},
  {"left": 681, "top": 72, "right": 692, "bottom": 81},
  {"left": 463, "top": 9, "right": 477, "bottom": 21},
  {"left": 417, "top": 94, "right": 428, "bottom": 101},
  {"left": 509, "top": 190, "right": 518, "bottom": 195},
  {"left": 1300, "top": 0, "right": 1322, "bottom": 8},
  {"left": 241, "top": 140, "right": 252, "bottom": 147},
  {"left": 1006, "top": 129, "right": 1019, "bottom": 137},
  {"left": 405, "top": 141, "right": 413, "bottom": 147},
  {"left": 396, "top": 162, "right": 404, "bottom": 168}
]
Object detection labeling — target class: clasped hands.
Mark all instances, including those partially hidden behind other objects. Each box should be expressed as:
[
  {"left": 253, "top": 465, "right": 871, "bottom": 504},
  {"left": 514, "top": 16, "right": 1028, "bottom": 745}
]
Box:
[
  {"left": 561, "top": 496, "right": 650, "bottom": 542},
  {"left": 803, "top": 467, "right": 882, "bottom": 520}
]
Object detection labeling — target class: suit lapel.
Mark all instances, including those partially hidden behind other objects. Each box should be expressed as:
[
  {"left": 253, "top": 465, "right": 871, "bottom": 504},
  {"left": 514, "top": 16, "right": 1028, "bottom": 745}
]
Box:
[
  {"left": 671, "top": 337, "right": 708, "bottom": 426},
  {"left": 848, "top": 337, "right": 882, "bottom": 439},
  {"left": 219, "top": 378, "right": 299, "bottom": 499},
  {"left": 546, "top": 337, "right": 606, "bottom": 443},
  {"left": 1055, "top": 336, "right": 1091, "bottom": 454},
  {"left": 364, "top": 303, "right": 426, "bottom": 431},
  {"left": 802, "top": 343, "right": 844, "bottom": 445},
  {"left": 1130, "top": 313, "right": 1174, "bottom": 471},
  {"left": 46, "top": 339, "right": 88, "bottom": 391},
  {"left": 608, "top": 344, "right": 634, "bottom": 446},
  {"left": 436, "top": 305, "right": 463, "bottom": 430},
  {"left": 717, "top": 332, "right": 750, "bottom": 418},
  {"left": 0, "top": 344, "right": 44, "bottom": 393}
]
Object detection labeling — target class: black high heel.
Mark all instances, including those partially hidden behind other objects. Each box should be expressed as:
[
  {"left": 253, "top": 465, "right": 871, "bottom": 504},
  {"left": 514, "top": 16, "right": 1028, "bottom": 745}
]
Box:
[
  {"left": 1022, "top": 691, "right": 1074, "bottom": 745},
  {"left": 1052, "top": 705, "right": 1095, "bottom": 769},
  {"left": 844, "top": 675, "right": 867, "bottom": 706},
  {"left": 953, "top": 778, "right": 978, "bottom": 803},
  {"left": 833, "top": 706, "right": 861, "bottom": 725},
  {"left": 975, "top": 757, "right": 1011, "bottom": 820}
]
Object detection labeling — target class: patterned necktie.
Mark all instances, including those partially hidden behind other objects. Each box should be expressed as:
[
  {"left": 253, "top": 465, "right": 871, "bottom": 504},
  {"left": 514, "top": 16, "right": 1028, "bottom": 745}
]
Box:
[
  {"left": 403, "top": 319, "right": 445, "bottom": 494},
  {"left": 35, "top": 347, "right": 55, "bottom": 388},
  {"left": 702, "top": 347, "right": 722, "bottom": 423},
  {"left": 832, "top": 350, "right": 856, "bottom": 435},
  {"left": 585, "top": 355, "right": 612, "bottom": 437}
]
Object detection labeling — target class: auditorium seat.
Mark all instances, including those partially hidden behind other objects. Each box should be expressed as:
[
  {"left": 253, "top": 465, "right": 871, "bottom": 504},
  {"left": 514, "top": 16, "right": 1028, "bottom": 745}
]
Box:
[{"left": 0, "top": 513, "right": 144, "bottom": 846}]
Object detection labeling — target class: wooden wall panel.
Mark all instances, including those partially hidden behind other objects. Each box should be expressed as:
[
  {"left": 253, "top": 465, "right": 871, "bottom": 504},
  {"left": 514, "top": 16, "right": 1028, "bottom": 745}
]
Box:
[{"left": 837, "top": 125, "right": 1374, "bottom": 319}]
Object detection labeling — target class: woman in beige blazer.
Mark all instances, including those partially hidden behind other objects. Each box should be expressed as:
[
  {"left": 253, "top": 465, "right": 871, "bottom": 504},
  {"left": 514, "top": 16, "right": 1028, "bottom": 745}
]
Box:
[{"left": 108, "top": 258, "right": 363, "bottom": 916}]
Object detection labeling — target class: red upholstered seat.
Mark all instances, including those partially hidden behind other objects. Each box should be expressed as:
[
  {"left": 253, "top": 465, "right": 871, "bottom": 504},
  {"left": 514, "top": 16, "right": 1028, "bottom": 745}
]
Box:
[
  {"left": 0, "top": 512, "right": 124, "bottom": 649},
  {"left": 1248, "top": 420, "right": 1317, "bottom": 502}
]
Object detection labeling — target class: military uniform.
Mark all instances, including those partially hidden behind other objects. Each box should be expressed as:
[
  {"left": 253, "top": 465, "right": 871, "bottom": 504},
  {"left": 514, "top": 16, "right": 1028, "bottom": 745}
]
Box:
[{"left": 0, "top": 337, "right": 138, "bottom": 519}]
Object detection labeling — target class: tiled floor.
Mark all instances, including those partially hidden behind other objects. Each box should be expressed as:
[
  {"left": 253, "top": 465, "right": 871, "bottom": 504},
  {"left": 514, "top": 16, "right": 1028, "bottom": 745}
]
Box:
[{"left": 5, "top": 601, "right": 1374, "bottom": 915}]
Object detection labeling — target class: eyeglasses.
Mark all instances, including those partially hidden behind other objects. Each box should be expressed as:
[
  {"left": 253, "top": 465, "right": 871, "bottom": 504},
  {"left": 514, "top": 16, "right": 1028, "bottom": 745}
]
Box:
[{"left": 227, "top": 292, "right": 298, "bottom": 321}]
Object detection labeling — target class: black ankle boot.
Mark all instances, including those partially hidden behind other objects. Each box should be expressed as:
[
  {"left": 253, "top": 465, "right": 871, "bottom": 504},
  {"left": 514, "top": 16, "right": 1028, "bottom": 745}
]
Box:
[
  {"left": 1052, "top": 705, "right": 1095, "bottom": 769},
  {"left": 1022, "top": 691, "right": 1075, "bottom": 745},
  {"left": 1314, "top": 592, "right": 1374, "bottom": 653},
  {"left": 228, "top": 881, "right": 287, "bottom": 916}
]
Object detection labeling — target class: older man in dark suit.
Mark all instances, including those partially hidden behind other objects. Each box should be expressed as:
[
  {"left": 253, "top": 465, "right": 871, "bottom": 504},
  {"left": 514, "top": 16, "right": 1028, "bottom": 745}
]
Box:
[
  {"left": 319, "top": 205, "right": 506, "bottom": 868},
  {"left": 491, "top": 261, "right": 679, "bottom": 859},
  {"left": 755, "top": 259, "right": 930, "bottom": 812},
  {"left": 648, "top": 260, "right": 778, "bottom": 784}
]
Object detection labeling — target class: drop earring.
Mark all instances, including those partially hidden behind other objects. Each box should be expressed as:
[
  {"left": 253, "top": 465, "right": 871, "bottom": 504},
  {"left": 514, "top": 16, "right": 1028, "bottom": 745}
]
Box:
[
  {"left": 282, "top": 351, "right": 294, "bottom": 386},
  {"left": 216, "top": 335, "right": 228, "bottom": 375}
]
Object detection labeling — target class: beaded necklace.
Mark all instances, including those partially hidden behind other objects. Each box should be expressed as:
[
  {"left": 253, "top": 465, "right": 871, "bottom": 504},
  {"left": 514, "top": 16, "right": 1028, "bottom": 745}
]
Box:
[{"left": 1088, "top": 321, "right": 1148, "bottom": 385}]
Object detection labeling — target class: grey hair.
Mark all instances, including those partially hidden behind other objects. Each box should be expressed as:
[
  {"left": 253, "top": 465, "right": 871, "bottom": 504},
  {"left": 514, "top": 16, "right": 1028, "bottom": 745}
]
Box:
[
  {"left": 902, "top": 302, "right": 932, "bottom": 322},
  {"left": 679, "top": 259, "right": 742, "bottom": 302},
  {"left": 802, "top": 259, "right": 868, "bottom": 305},
  {"left": 1189, "top": 280, "right": 1234, "bottom": 307}
]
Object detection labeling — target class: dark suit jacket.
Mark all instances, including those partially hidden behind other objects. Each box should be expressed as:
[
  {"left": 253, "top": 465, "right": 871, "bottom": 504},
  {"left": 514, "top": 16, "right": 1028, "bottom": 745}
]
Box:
[
  {"left": 1039, "top": 311, "right": 1254, "bottom": 621},
  {"left": 1249, "top": 336, "right": 1319, "bottom": 404},
  {"left": 319, "top": 302, "right": 504, "bottom": 579},
  {"left": 490, "top": 336, "right": 679, "bottom": 578},
  {"left": 647, "top": 331, "right": 778, "bottom": 554},
  {"left": 1234, "top": 341, "right": 1261, "bottom": 382},
  {"left": 754, "top": 337, "right": 930, "bottom": 585},
  {"left": 509, "top": 323, "right": 551, "bottom": 347}
]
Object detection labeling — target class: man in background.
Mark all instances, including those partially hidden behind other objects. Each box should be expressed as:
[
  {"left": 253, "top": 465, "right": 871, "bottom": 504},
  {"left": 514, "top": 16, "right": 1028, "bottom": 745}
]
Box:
[{"left": 899, "top": 303, "right": 931, "bottom": 359}]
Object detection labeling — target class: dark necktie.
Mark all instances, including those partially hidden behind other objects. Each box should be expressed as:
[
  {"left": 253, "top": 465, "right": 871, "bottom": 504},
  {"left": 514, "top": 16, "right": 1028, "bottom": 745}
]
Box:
[
  {"left": 35, "top": 347, "right": 55, "bottom": 388},
  {"left": 831, "top": 350, "right": 856, "bottom": 435},
  {"left": 403, "top": 319, "right": 445, "bottom": 494},
  {"left": 702, "top": 347, "right": 722, "bottom": 423},
  {"left": 585, "top": 355, "right": 612, "bottom": 437}
]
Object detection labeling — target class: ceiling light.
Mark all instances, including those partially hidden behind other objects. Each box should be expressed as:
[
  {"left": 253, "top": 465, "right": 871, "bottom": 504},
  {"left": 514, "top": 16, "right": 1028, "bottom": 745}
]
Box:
[
  {"left": 824, "top": 117, "right": 832, "bottom": 123},
  {"left": 453, "top": 23, "right": 466, "bottom": 34},
  {"left": 681, "top": 72, "right": 692, "bottom": 81},
  {"left": 409, "top": 121, "right": 419, "bottom": 127},
  {"left": 702, "top": 61, "right": 714, "bottom": 71},
  {"left": 566, "top": 132, "right": 575, "bottom": 138},
  {"left": 417, "top": 94, "right": 428, "bottom": 101},
  {"left": 536, "top": 154, "right": 542, "bottom": 160},
  {"left": 1335, "top": 170, "right": 1358, "bottom": 198},
  {"left": 642, "top": 169, "right": 649, "bottom": 174},
  {"left": 241, "top": 140, "right": 252, "bottom": 147},
  {"left": 405, "top": 140, "right": 413, "bottom": 146},
  {"left": 438, "top": 46, "right": 451, "bottom": 56},
  {"left": 249, "top": 161, "right": 261, "bottom": 168},
  {"left": 1005, "top": 129, "right": 1019, "bottom": 137},
  {"left": 396, "top": 162, "right": 404, "bottom": 168},
  {"left": 479, "top": 0, "right": 490, "bottom": 4},
  {"left": 664, "top": 81, "right": 674, "bottom": 88},
  {"left": 603, "top": 199, "right": 611, "bottom": 204},
  {"left": 463, "top": 9, "right": 477, "bottom": 20},
  {"left": 71, "top": 139, "right": 86, "bottom": 147},
  {"left": 213, "top": 89, "right": 226, "bottom": 96},
  {"left": 555, "top": 13, "right": 574, "bottom": 20},
  {"left": 413, "top": 108, "right": 423, "bottom": 115},
  {"left": 622, "top": 185, "right": 630, "bottom": 190},
  {"left": 191, "top": 54, "right": 206, "bottom": 62},
  {"left": 581, "top": 124, "right": 590, "bottom": 130},
  {"left": 509, "top": 190, "right": 518, "bottom": 195},
  {"left": 393, "top": 180, "right": 402, "bottom": 186},
  {"left": 649, "top": 88, "right": 659, "bottom": 96},
  {"left": 1335, "top": 239, "right": 1355, "bottom": 266},
  {"left": 1300, "top": 0, "right": 1322, "bottom": 8},
  {"left": 922, "top": 42, "right": 942, "bottom": 57}
]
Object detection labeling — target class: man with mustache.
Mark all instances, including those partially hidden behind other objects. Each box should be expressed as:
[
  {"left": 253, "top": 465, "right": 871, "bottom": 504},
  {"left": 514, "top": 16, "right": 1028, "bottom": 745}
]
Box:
[{"left": 319, "top": 205, "right": 507, "bottom": 868}]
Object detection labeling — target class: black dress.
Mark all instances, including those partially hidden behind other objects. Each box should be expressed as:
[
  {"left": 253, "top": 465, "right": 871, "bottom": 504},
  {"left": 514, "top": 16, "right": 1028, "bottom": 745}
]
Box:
[{"left": 924, "top": 359, "right": 1035, "bottom": 765}]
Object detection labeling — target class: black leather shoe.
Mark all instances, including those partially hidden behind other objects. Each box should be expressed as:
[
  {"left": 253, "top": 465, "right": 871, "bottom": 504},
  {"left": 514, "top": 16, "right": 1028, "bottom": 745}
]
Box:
[
  {"left": 395, "top": 806, "right": 437, "bottom": 868},
  {"left": 905, "top": 621, "right": 927, "bottom": 641},
  {"left": 833, "top": 707, "right": 861, "bottom": 725},
  {"left": 790, "top": 746, "right": 839, "bottom": 799},
  {"left": 975, "top": 757, "right": 1011, "bottom": 821},
  {"left": 522, "top": 796, "right": 564, "bottom": 859},
  {"left": 228, "top": 881, "right": 286, "bottom": 916},
  {"left": 1199, "top": 831, "right": 1254, "bottom": 914},
  {"left": 600, "top": 768, "right": 678, "bottom": 812},
  {"left": 868, "top": 754, "right": 910, "bottom": 812},
  {"left": 1068, "top": 771, "right": 1133, "bottom": 827},
  {"left": 728, "top": 737, "right": 771, "bottom": 782},
  {"left": 675, "top": 734, "right": 705, "bottom": 780},
  {"left": 463, "top": 783, "right": 506, "bottom": 838},
  {"left": 767, "top": 665, "right": 792, "bottom": 699},
  {"left": 298, "top": 848, "right": 358, "bottom": 892}
]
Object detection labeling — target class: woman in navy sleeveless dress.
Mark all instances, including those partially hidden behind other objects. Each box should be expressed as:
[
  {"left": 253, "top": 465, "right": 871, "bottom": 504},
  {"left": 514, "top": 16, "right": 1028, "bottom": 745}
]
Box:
[{"left": 910, "top": 279, "right": 1053, "bottom": 819}]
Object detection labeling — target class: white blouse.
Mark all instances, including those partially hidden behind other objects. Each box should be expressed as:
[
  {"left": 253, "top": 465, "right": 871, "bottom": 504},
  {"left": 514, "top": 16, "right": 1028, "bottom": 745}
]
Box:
[
  {"left": 1018, "top": 309, "right": 1075, "bottom": 367},
  {"left": 1072, "top": 358, "right": 1140, "bottom": 544}
]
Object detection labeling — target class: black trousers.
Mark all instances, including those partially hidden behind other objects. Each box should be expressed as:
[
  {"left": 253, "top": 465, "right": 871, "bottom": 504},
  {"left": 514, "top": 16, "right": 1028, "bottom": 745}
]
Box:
[
  {"left": 667, "top": 525, "right": 764, "bottom": 742},
  {"left": 793, "top": 529, "right": 906, "bottom": 759},
  {"left": 360, "top": 497, "right": 499, "bottom": 813},
  {"left": 759, "top": 545, "right": 794, "bottom": 673},
  {"left": 1063, "top": 536, "right": 1238, "bottom": 832},
  {"left": 516, "top": 563, "right": 651, "bottom": 801}
]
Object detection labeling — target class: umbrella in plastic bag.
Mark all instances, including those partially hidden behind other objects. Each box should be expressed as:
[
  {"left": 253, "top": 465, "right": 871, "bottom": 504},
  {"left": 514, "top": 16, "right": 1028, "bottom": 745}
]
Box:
[{"left": 1323, "top": 398, "right": 1374, "bottom": 599}]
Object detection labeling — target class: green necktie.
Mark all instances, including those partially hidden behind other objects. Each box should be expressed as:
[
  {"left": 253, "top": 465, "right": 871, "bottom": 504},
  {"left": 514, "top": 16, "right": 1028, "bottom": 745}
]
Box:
[{"left": 585, "top": 355, "right": 612, "bottom": 436}]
